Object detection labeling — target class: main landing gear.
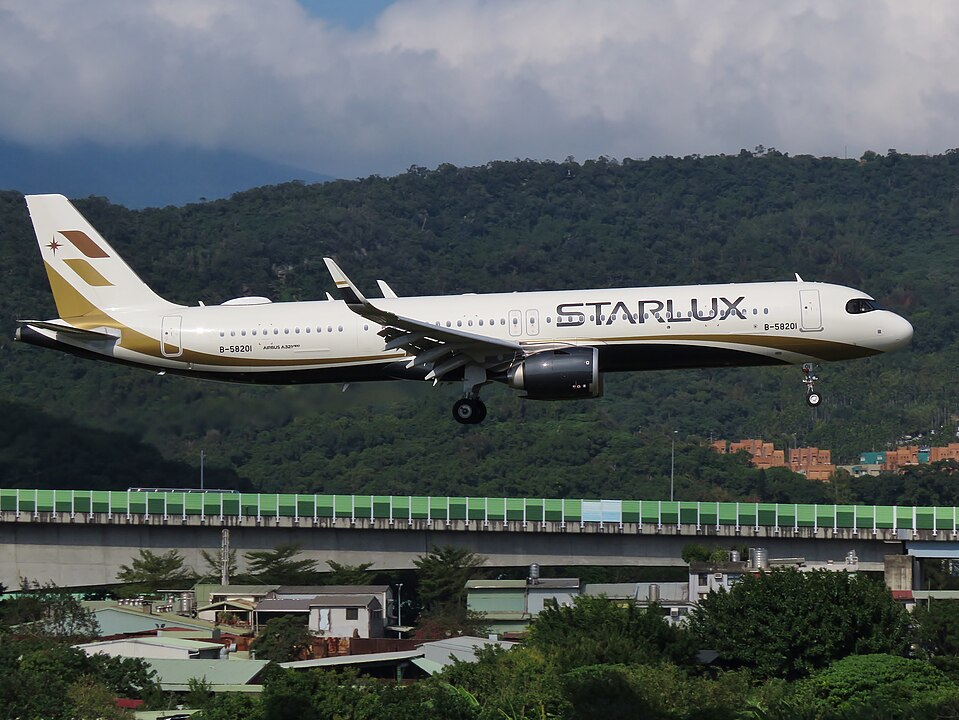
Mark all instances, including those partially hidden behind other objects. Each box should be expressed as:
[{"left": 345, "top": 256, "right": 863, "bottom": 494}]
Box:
[
  {"left": 453, "top": 396, "right": 487, "bottom": 425},
  {"left": 802, "top": 363, "right": 822, "bottom": 407}
]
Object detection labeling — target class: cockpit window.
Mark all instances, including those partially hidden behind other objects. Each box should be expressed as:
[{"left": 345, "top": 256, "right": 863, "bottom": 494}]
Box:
[{"left": 845, "top": 298, "right": 881, "bottom": 314}]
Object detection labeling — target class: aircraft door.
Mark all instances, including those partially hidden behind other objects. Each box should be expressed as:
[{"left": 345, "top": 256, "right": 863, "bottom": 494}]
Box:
[
  {"left": 525, "top": 309, "right": 540, "bottom": 337},
  {"left": 161, "top": 315, "right": 183, "bottom": 357},
  {"left": 799, "top": 290, "right": 823, "bottom": 332},
  {"left": 508, "top": 310, "right": 523, "bottom": 337}
]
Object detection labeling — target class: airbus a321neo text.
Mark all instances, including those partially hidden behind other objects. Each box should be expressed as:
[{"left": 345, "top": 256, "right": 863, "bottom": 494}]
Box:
[{"left": 15, "top": 194, "right": 913, "bottom": 424}]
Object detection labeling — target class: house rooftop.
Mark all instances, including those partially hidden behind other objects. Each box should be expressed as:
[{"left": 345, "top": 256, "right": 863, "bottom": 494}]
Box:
[
  {"left": 77, "top": 636, "right": 223, "bottom": 653},
  {"left": 144, "top": 658, "right": 269, "bottom": 690},
  {"left": 465, "top": 578, "right": 579, "bottom": 590},
  {"left": 273, "top": 585, "right": 391, "bottom": 595}
]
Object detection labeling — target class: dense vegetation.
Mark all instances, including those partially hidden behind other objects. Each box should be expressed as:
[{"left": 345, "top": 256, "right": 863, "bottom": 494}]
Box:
[
  {"left": 7, "top": 570, "right": 959, "bottom": 719},
  {"left": 2, "top": 149, "right": 959, "bottom": 501}
]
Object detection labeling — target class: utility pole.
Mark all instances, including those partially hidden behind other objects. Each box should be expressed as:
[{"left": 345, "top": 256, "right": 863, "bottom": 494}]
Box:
[
  {"left": 396, "top": 583, "right": 403, "bottom": 638},
  {"left": 670, "top": 431, "right": 677, "bottom": 502},
  {"left": 200, "top": 450, "right": 205, "bottom": 491},
  {"left": 220, "top": 528, "right": 230, "bottom": 585}
]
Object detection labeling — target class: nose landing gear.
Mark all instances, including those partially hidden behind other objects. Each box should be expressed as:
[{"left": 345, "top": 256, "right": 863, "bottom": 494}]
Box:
[{"left": 802, "top": 363, "right": 822, "bottom": 407}]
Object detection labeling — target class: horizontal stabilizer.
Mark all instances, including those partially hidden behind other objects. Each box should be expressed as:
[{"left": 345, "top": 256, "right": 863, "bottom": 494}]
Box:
[{"left": 17, "top": 320, "right": 118, "bottom": 341}]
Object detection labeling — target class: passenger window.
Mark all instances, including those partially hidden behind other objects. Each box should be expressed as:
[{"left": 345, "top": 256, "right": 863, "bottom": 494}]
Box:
[
  {"left": 230, "top": 330, "right": 236, "bottom": 337},
  {"left": 294, "top": 327, "right": 300, "bottom": 334}
]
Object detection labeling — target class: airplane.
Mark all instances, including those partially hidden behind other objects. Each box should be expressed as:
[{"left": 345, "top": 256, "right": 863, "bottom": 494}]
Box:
[{"left": 15, "top": 194, "right": 913, "bottom": 424}]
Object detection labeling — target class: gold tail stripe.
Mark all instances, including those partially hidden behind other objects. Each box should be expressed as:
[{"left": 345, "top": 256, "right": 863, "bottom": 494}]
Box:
[{"left": 63, "top": 259, "right": 113, "bottom": 287}]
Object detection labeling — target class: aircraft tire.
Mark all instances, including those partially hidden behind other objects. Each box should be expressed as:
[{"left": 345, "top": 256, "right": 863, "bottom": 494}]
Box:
[
  {"left": 453, "top": 398, "right": 486, "bottom": 424},
  {"left": 806, "top": 392, "right": 822, "bottom": 407}
]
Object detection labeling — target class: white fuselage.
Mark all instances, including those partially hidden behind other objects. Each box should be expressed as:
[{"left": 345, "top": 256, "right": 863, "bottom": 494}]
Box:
[{"left": 30, "top": 279, "right": 913, "bottom": 384}]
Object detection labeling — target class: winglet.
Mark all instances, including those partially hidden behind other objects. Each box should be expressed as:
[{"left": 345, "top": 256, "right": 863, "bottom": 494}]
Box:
[
  {"left": 323, "top": 257, "right": 367, "bottom": 307},
  {"left": 376, "top": 280, "right": 398, "bottom": 299},
  {"left": 323, "top": 258, "right": 397, "bottom": 326}
]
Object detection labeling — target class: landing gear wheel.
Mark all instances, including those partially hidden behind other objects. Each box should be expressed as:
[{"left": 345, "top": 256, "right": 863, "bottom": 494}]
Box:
[
  {"left": 801, "top": 363, "right": 821, "bottom": 408},
  {"left": 453, "top": 398, "right": 487, "bottom": 425}
]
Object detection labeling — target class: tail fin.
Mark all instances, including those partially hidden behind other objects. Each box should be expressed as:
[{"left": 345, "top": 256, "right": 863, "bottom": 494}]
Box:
[{"left": 25, "top": 194, "right": 175, "bottom": 321}]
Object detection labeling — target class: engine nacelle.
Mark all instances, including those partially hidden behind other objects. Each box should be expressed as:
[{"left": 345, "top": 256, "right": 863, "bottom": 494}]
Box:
[{"left": 507, "top": 347, "right": 603, "bottom": 400}]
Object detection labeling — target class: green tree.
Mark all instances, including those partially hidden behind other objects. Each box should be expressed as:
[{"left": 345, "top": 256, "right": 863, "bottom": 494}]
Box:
[
  {"left": 790, "top": 654, "right": 959, "bottom": 719},
  {"left": 914, "top": 599, "right": 959, "bottom": 657},
  {"left": 413, "top": 545, "right": 486, "bottom": 611},
  {"left": 1, "top": 581, "right": 99, "bottom": 640},
  {"left": 325, "top": 560, "right": 374, "bottom": 585},
  {"left": 241, "top": 543, "right": 317, "bottom": 585},
  {"left": 526, "top": 594, "right": 697, "bottom": 671},
  {"left": 88, "top": 654, "right": 160, "bottom": 701},
  {"left": 440, "top": 645, "right": 569, "bottom": 720},
  {"left": 66, "top": 675, "right": 131, "bottom": 720},
  {"left": 689, "top": 569, "right": 911, "bottom": 680},
  {"left": 251, "top": 615, "right": 314, "bottom": 662},
  {"left": 0, "top": 580, "right": 99, "bottom": 640},
  {"left": 563, "top": 663, "right": 747, "bottom": 720},
  {"left": 116, "top": 549, "right": 194, "bottom": 591},
  {"left": 193, "top": 692, "right": 263, "bottom": 720},
  {"left": 200, "top": 547, "right": 238, "bottom": 583}
]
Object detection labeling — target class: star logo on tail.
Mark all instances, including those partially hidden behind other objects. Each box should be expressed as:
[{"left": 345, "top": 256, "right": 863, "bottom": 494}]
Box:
[{"left": 47, "top": 238, "right": 62, "bottom": 254}]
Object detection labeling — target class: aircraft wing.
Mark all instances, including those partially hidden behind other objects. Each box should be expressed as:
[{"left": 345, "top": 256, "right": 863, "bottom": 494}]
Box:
[{"left": 324, "top": 258, "right": 523, "bottom": 380}]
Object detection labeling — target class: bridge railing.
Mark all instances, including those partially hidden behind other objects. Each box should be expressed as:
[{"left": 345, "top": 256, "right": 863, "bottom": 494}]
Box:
[{"left": 0, "top": 488, "right": 955, "bottom": 533}]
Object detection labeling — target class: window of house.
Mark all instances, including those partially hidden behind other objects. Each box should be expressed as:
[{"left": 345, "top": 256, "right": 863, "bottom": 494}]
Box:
[
  {"left": 698, "top": 573, "right": 708, "bottom": 587},
  {"left": 346, "top": 608, "right": 359, "bottom": 620}
]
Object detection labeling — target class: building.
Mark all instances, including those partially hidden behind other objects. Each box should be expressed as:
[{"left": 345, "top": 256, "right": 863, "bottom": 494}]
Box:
[
  {"left": 582, "top": 582, "right": 693, "bottom": 625},
  {"left": 75, "top": 636, "right": 224, "bottom": 660},
  {"left": 721, "top": 439, "right": 786, "bottom": 470},
  {"left": 143, "top": 658, "right": 269, "bottom": 693},
  {"left": 253, "top": 591, "right": 386, "bottom": 638},
  {"left": 465, "top": 578, "right": 580, "bottom": 635},
  {"left": 789, "top": 447, "right": 835, "bottom": 481},
  {"left": 82, "top": 602, "right": 217, "bottom": 639},
  {"left": 930, "top": 443, "right": 959, "bottom": 462},
  {"left": 689, "top": 550, "right": 861, "bottom": 603}
]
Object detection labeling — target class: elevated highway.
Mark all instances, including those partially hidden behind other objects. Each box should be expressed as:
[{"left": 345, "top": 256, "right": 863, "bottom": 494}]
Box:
[{"left": 2, "top": 488, "right": 955, "bottom": 587}]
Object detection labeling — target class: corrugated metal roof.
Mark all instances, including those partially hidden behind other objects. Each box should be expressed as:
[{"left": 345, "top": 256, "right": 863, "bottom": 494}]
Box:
[
  {"left": 465, "top": 580, "right": 527, "bottom": 589},
  {"left": 256, "top": 594, "right": 380, "bottom": 612},
  {"left": 280, "top": 649, "right": 423, "bottom": 669},
  {"left": 77, "top": 637, "right": 222, "bottom": 652},
  {"left": 274, "top": 585, "right": 391, "bottom": 595},
  {"left": 411, "top": 657, "right": 444, "bottom": 675},
  {"left": 145, "top": 658, "right": 269, "bottom": 689}
]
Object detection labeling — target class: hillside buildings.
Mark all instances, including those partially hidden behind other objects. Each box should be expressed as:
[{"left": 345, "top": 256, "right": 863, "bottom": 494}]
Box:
[{"left": 712, "top": 439, "right": 959, "bottom": 480}]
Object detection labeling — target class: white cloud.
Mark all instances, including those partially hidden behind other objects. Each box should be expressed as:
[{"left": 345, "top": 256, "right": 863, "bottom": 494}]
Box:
[{"left": 1, "top": 0, "right": 959, "bottom": 177}]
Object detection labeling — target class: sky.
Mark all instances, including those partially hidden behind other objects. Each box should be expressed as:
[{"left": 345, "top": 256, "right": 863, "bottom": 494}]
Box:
[{"left": 1, "top": 0, "right": 958, "bottom": 181}]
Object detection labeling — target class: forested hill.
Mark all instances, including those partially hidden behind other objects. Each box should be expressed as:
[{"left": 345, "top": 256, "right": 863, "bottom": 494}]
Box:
[{"left": 1, "top": 150, "right": 958, "bottom": 501}]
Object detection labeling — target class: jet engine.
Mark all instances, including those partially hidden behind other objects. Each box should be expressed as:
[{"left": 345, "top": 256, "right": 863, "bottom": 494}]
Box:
[{"left": 507, "top": 347, "right": 603, "bottom": 400}]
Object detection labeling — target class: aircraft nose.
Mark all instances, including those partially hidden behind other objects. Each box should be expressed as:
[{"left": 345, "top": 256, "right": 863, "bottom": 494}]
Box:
[{"left": 882, "top": 313, "right": 913, "bottom": 351}]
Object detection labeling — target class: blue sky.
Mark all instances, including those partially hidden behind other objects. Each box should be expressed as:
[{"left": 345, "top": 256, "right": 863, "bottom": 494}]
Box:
[
  {"left": 296, "top": 0, "right": 397, "bottom": 28},
  {"left": 1, "top": 1, "right": 958, "bottom": 182}
]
